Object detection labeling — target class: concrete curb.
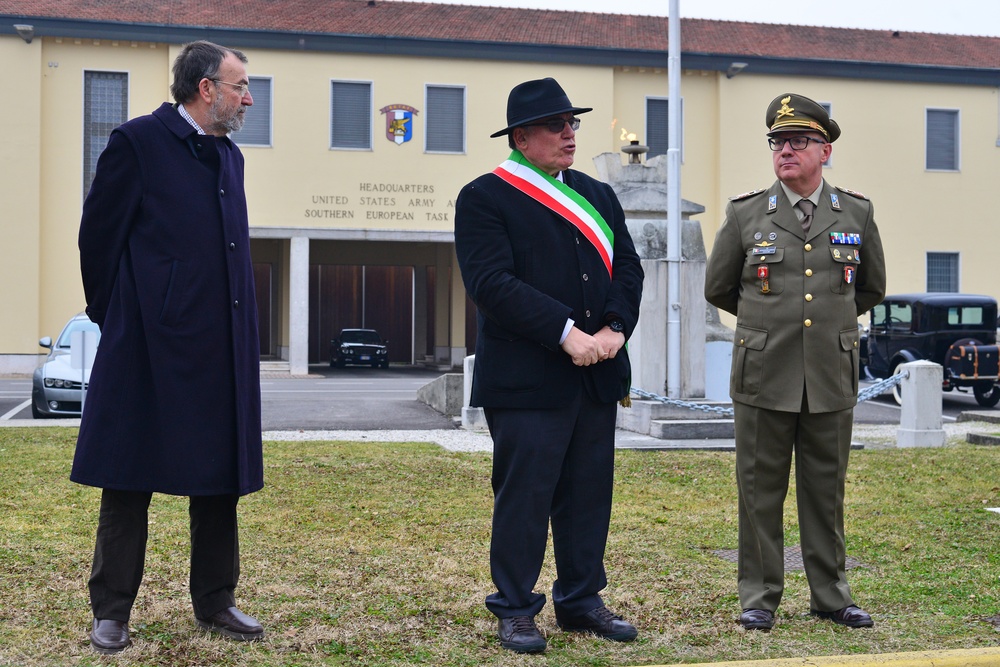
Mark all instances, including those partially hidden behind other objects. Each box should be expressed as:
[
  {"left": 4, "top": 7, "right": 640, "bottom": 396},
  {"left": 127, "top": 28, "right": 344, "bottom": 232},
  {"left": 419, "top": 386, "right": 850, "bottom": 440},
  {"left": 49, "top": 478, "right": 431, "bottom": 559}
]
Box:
[{"left": 642, "top": 647, "right": 1000, "bottom": 667}]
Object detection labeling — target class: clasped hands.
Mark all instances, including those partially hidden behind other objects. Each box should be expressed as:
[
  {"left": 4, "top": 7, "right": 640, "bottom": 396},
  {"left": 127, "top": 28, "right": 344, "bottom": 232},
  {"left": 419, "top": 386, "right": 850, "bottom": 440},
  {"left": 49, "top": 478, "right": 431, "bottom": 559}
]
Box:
[{"left": 561, "top": 326, "right": 625, "bottom": 367}]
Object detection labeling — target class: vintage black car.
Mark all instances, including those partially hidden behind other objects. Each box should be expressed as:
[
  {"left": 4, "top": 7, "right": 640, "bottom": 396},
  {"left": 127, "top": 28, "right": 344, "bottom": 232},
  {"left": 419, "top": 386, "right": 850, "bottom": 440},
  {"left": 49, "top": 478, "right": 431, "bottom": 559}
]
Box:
[
  {"left": 329, "top": 328, "right": 389, "bottom": 368},
  {"left": 861, "top": 293, "right": 999, "bottom": 407}
]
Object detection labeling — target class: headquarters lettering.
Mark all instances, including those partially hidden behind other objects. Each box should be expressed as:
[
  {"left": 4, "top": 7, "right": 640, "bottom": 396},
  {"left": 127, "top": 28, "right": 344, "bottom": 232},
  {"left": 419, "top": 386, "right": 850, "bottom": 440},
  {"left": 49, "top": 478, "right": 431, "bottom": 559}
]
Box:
[{"left": 359, "top": 183, "right": 435, "bottom": 194}]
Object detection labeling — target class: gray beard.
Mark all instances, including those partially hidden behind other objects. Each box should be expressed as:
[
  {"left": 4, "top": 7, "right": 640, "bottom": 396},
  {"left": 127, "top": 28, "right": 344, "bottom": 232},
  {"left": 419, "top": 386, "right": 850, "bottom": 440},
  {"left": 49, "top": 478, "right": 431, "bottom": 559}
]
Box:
[{"left": 208, "top": 98, "right": 246, "bottom": 134}]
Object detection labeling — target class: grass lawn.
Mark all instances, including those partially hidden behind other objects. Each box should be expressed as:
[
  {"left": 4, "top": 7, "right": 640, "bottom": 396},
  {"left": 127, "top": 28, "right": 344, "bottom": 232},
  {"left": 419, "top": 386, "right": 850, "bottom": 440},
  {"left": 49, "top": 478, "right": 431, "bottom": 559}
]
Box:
[{"left": 1, "top": 427, "right": 999, "bottom": 666}]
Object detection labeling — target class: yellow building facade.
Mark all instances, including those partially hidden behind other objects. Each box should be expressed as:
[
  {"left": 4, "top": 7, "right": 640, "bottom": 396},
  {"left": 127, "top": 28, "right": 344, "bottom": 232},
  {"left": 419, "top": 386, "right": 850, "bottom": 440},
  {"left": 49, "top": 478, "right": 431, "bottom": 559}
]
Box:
[{"left": 3, "top": 4, "right": 999, "bottom": 373}]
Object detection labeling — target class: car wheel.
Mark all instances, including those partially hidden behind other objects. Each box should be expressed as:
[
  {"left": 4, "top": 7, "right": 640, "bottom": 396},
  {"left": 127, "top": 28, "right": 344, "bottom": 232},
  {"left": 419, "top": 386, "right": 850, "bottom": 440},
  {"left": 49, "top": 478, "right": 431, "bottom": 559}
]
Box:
[
  {"left": 891, "top": 361, "right": 905, "bottom": 406},
  {"left": 973, "top": 382, "right": 1000, "bottom": 408},
  {"left": 335, "top": 360, "right": 346, "bottom": 369},
  {"left": 31, "top": 401, "right": 47, "bottom": 419}
]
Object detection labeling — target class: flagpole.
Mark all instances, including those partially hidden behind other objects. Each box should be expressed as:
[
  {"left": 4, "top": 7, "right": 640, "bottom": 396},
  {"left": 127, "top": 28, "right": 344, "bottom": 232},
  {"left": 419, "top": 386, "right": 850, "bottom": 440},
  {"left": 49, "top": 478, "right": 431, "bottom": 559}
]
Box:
[{"left": 666, "top": 0, "right": 682, "bottom": 398}]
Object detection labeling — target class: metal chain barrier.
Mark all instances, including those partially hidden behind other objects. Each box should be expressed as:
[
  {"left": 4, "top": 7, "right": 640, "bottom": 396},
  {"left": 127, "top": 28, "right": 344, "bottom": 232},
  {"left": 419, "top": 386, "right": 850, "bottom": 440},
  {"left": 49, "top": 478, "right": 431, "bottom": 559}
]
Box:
[
  {"left": 628, "top": 387, "right": 735, "bottom": 416},
  {"left": 856, "top": 369, "right": 908, "bottom": 403},
  {"left": 629, "top": 369, "right": 909, "bottom": 415}
]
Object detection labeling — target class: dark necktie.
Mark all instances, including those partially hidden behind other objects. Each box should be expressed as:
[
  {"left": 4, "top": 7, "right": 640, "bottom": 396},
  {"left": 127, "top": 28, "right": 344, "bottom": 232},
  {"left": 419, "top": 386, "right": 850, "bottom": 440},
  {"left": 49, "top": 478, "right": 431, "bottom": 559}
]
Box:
[{"left": 797, "top": 198, "right": 815, "bottom": 234}]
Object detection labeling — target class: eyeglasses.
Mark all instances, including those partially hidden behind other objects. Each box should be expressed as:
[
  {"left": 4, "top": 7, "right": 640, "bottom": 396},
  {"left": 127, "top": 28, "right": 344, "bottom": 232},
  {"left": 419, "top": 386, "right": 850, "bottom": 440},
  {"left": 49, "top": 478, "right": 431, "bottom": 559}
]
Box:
[
  {"left": 522, "top": 117, "right": 581, "bottom": 133},
  {"left": 768, "top": 135, "right": 826, "bottom": 151},
  {"left": 212, "top": 79, "right": 250, "bottom": 97}
]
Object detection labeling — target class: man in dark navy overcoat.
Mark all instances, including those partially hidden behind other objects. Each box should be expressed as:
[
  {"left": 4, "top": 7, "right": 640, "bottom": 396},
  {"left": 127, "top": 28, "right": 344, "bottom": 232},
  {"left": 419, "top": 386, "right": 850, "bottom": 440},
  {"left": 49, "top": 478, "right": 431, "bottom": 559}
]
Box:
[
  {"left": 455, "top": 78, "right": 643, "bottom": 654},
  {"left": 73, "top": 41, "right": 265, "bottom": 654}
]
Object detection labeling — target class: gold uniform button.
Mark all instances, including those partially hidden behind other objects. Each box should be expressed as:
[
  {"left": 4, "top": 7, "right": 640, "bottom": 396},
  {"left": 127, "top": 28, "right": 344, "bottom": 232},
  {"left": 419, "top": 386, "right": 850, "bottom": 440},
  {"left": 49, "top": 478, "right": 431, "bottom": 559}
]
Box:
[
  {"left": 804, "top": 319, "right": 812, "bottom": 327},
  {"left": 805, "top": 294, "right": 813, "bottom": 302},
  {"left": 740, "top": 338, "right": 745, "bottom": 345},
  {"left": 805, "top": 269, "right": 813, "bottom": 277},
  {"left": 854, "top": 341, "right": 858, "bottom": 347},
  {"left": 804, "top": 243, "right": 812, "bottom": 252}
]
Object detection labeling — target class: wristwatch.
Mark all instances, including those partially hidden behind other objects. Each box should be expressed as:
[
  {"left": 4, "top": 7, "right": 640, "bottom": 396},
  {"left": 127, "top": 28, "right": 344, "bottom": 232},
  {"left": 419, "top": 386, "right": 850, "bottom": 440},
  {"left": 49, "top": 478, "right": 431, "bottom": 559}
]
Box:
[{"left": 607, "top": 319, "right": 625, "bottom": 334}]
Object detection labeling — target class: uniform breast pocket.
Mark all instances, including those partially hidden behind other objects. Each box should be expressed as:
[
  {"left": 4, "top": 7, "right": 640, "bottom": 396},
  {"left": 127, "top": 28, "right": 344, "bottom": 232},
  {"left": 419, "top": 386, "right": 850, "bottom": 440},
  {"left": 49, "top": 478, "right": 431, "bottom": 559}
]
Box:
[
  {"left": 828, "top": 246, "right": 860, "bottom": 294},
  {"left": 744, "top": 247, "right": 785, "bottom": 295}
]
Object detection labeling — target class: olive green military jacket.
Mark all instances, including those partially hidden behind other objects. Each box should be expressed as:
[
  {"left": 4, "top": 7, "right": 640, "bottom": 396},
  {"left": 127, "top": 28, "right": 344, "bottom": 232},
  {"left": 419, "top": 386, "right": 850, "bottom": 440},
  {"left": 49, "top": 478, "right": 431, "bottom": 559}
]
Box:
[{"left": 705, "top": 180, "right": 887, "bottom": 413}]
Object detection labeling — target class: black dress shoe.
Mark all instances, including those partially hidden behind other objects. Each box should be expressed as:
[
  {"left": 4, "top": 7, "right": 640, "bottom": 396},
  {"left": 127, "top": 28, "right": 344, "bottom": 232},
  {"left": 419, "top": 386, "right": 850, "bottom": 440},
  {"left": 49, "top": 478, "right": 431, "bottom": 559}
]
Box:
[
  {"left": 556, "top": 605, "right": 638, "bottom": 642},
  {"left": 811, "top": 605, "right": 874, "bottom": 628},
  {"left": 90, "top": 618, "right": 131, "bottom": 654},
  {"left": 739, "top": 608, "right": 774, "bottom": 630},
  {"left": 196, "top": 606, "right": 265, "bottom": 641},
  {"left": 498, "top": 616, "right": 546, "bottom": 653}
]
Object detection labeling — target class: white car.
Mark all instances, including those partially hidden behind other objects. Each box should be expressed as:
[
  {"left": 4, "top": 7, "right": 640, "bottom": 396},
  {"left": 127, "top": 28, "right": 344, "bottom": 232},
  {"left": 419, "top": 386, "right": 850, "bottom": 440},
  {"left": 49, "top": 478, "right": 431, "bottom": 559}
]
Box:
[{"left": 31, "top": 313, "right": 101, "bottom": 418}]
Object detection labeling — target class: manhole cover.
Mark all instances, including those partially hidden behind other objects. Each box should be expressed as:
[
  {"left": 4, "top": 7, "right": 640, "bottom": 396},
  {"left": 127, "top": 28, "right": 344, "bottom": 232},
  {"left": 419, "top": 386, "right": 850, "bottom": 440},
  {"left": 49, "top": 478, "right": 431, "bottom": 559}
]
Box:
[{"left": 712, "top": 545, "right": 863, "bottom": 571}]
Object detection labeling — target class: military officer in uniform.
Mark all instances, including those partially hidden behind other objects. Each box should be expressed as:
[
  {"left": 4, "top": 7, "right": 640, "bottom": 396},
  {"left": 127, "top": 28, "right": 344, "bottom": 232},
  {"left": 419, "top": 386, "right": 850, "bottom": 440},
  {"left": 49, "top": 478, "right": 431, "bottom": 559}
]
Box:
[{"left": 705, "top": 93, "right": 886, "bottom": 631}]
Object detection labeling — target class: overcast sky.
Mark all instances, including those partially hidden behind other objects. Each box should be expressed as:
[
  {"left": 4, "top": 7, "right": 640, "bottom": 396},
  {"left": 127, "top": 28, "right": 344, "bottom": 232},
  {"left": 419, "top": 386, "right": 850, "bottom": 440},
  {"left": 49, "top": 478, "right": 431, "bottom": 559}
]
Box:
[{"left": 392, "top": 0, "right": 1000, "bottom": 37}]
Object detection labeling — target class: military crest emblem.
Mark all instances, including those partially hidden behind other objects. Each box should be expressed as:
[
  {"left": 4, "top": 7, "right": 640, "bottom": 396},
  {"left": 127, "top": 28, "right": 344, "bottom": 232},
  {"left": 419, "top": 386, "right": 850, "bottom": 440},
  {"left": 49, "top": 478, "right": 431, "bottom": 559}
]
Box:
[{"left": 380, "top": 104, "right": 419, "bottom": 145}]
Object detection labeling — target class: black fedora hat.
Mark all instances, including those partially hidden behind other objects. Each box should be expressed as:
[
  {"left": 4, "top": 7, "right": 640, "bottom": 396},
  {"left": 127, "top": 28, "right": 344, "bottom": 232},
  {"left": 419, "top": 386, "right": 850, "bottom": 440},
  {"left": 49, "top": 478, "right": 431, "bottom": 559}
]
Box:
[{"left": 490, "top": 77, "right": 593, "bottom": 138}]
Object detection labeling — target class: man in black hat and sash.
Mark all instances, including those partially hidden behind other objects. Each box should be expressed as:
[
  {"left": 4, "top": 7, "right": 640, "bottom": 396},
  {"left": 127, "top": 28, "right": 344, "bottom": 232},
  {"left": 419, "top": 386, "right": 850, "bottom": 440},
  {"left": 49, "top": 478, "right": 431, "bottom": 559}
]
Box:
[
  {"left": 455, "top": 78, "right": 643, "bottom": 654},
  {"left": 706, "top": 93, "right": 886, "bottom": 632}
]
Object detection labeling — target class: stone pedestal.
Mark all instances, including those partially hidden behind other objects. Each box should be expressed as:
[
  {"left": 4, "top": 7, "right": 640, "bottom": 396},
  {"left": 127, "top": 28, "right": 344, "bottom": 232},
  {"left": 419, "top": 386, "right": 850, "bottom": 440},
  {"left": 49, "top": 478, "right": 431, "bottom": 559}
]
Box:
[
  {"left": 461, "top": 354, "right": 487, "bottom": 430},
  {"left": 594, "top": 152, "right": 707, "bottom": 399},
  {"left": 896, "top": 360, "right": 946, "bottom": 448}
]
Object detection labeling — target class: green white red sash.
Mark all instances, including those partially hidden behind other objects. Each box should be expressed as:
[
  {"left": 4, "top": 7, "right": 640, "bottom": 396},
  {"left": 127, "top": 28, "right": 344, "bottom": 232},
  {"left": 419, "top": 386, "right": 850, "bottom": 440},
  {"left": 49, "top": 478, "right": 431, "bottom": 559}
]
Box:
[{"left": 493, "top": 150, "right": 614, "bottom": 277}]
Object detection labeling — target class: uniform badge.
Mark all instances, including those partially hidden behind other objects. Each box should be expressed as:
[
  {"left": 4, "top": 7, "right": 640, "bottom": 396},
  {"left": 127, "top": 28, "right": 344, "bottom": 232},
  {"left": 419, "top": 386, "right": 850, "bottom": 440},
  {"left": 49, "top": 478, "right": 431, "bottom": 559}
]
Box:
[
  {"left": 831, "top": 193, "right": 841, "bottom": 210},
  {"left": 833, "top": 248, "right": 841, "bottom": 259},
  {"left": 758, "top": 265, "right": 770, "bottom": 293},
  {"left": 768, "top": 195, "right": 777, "bottom": 212},
  {"left": 830, "top": 232, "right": 861, "bottom": 245},
  {"left": 754, "top": 232, "right": 762, "bottom": 240},
  {"left": 731, "top": 188, "right": 766, "bottom": 201},
  {"left": 836, "top": 185, "right": 869, "bottom": 200},
  {"left": 768, "top": 232, "right": 777, "bottom": 241},
  {"left": 844, "top": 265, "right": 855, "bottom": 284}
]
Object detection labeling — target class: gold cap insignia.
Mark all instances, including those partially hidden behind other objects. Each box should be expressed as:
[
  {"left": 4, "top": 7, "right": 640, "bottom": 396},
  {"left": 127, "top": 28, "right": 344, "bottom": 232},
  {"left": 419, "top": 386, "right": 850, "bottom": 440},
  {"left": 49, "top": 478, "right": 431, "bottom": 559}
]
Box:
[{"left": 775, "top": 96, "right": 794, "bottom": 120}]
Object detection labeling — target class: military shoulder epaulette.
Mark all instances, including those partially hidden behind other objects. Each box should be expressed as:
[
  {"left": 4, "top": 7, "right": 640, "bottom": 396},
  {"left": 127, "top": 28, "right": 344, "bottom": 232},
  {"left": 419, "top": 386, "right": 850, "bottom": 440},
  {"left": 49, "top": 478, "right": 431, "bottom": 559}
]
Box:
[
  {"left": 835, "top": 185, "right": 868, "bottom": 200},
  {"left": 730, "top": 188, "right": 766, "bottom": 201}
]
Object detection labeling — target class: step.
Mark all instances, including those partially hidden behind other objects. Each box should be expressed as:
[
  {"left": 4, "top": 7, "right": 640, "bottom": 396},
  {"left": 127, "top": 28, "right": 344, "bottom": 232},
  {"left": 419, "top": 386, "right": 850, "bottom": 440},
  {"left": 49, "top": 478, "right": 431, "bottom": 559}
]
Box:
[
  {"left": 617, "top": 398, "right": 734, "bottom": 435},
  {"left": 649, "top": 418, "right": 735, "bottom": 440}
]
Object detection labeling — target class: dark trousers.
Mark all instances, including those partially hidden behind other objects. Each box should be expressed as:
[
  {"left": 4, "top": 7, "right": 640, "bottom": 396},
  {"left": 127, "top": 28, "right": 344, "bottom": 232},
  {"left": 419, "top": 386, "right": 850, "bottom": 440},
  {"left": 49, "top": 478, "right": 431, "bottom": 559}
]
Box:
[
  {"left": 733, "top": 402, "right": 855, "bottom": 613},
  {"left": 88, "top": 489, "right": 240, "bottom": 621},
  {"left": 484, "top": 389, "right": 617, "bottom": 619}
]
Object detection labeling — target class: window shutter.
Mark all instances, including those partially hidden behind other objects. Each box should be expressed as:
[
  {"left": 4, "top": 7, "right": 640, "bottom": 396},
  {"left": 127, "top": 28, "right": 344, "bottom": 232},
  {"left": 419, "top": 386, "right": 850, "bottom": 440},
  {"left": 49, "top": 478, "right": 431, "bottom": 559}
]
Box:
[
  {"left": 426, "top": 86, "right": 465, "bottom": 153},
  {"left": 331, "top": 81, "right": 372, "bottom": 149},
  {"left": 232, "top": 76, "right": 271, "bottom": 147}
]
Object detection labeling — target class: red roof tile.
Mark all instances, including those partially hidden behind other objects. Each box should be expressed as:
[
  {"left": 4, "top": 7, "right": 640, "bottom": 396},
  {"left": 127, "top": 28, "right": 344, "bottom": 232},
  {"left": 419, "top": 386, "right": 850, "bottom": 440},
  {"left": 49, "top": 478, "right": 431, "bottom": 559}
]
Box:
[{"left": 1, "top": 0, "right": 998, "bottom": 70}]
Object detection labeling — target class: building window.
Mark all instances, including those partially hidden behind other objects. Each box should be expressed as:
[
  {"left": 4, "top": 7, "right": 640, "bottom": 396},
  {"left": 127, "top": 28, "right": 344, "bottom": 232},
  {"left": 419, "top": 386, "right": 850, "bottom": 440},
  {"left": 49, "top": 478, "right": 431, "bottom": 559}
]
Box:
[
  {"left": 331, "top": 80, "right": 372, "bottom": 150},
  {"left": 926, "top": 109, "right": 959, "bottom": 171},
  {"left": 83, "top": 71, "right": 128, "bottom": 198},
  {"left": 232, "top": 76, "right": 272, "bottom": 147},
  {"left": 425, "top": 85, "right": 465, "bottom": 153},
  {"left": 819, "top": 101, "right": 833, "bottom": 167},
  {"left": 926, "top": 252, "right": 959, "bottom": 292},
  {"left": 646, "top": 97, "right": 682, "bottom": 160}
]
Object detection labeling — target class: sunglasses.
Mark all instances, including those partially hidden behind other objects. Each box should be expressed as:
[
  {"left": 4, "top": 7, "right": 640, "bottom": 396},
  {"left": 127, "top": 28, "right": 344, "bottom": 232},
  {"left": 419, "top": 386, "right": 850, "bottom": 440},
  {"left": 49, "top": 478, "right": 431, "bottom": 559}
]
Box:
[{"left": 521, "top": 117, "right": 581, "bottom": 133}]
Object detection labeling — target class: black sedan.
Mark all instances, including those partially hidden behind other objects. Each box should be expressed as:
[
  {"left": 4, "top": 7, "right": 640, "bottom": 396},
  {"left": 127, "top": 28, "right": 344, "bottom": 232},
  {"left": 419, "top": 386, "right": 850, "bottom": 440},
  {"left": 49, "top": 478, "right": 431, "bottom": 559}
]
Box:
[{"left": 330, "top": 328, "right": 389, "bottom": 368}]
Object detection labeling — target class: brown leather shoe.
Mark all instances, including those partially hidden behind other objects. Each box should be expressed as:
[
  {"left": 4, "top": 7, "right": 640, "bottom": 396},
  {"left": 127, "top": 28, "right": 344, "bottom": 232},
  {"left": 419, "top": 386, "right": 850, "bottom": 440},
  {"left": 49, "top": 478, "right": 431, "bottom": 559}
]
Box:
[
  {"left": 196, "top": 606, "right": 265, "bottom": 641},
  {"left": 739, "top": 608, "right": 774, "bottom": 630},
  {"left": 90, "top": 618, "right": 131, "bottom": 654},
  {"left": 556, "top": 605, "right": 638, "bottom": 642},
  {"left": 811, "top": 605, "right": 874, "bottom": 628}
]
